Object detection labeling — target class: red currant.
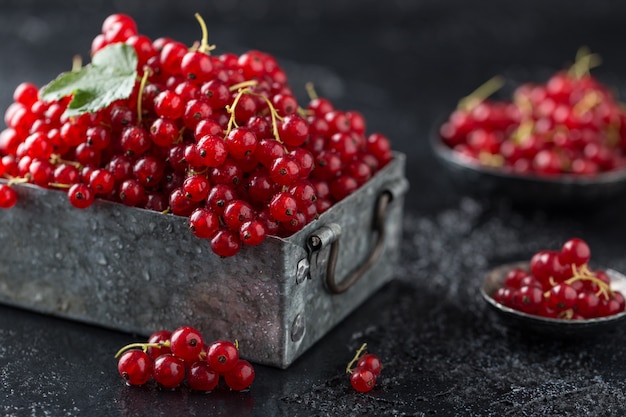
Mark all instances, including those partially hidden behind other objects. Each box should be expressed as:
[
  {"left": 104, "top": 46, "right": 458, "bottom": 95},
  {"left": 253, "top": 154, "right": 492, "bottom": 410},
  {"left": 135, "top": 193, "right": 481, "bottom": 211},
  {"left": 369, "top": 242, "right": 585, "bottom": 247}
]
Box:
[{"left": 117, "top": 350, "right": 153, "bottom": 386}]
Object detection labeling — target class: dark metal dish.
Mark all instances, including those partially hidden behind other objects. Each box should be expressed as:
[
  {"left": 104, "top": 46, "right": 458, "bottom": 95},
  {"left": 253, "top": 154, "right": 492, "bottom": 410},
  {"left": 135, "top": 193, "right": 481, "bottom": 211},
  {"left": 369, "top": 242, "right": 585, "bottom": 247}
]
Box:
[
  {"left": 430, "top": 133, "right": 626, "bottom": 207},
  {"left": 481, "top": 262, "right": 626, "bottom": 335}
]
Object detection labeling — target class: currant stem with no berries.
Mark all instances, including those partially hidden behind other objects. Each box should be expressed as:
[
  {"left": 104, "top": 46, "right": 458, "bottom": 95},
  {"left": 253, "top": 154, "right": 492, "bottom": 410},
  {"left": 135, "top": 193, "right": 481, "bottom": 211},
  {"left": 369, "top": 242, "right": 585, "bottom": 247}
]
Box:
[
  {"left": 564, "top": 263, "right": 612, "bottom": 299},
  {"left": 114, "top": 340, "right": 171, "bottom": 358},
  {"left": 345, "top": 343, "right": 368, "bottom": 374},
  {"left": 225, "top": 82, "right": 286, "bottom": 144},
  {"left": 193, "top": 13, "right": 216, "bottom": 54},
  {"left": 457, "top": 75, "right": 505, "bottom": 112},
  {"left": 136, "top": 67, "right": 152, "bottom": 125},
  {"left": 569, "top": 46, "right": 602, "bottom": 79}
]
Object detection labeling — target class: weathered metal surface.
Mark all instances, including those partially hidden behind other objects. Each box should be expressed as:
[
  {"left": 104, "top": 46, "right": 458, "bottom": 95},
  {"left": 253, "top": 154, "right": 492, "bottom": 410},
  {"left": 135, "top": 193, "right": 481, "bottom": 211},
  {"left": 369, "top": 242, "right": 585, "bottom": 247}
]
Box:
[{"left": 0, "top": 153, "right": 408, "bottom": 368}]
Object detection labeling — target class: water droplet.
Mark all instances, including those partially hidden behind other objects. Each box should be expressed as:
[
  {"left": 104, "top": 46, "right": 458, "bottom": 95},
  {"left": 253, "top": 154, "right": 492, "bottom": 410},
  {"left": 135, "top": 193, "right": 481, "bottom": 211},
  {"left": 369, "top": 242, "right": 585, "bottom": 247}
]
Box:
[{"left": 95, "top": 252, "right": 107, "bottom": 265}]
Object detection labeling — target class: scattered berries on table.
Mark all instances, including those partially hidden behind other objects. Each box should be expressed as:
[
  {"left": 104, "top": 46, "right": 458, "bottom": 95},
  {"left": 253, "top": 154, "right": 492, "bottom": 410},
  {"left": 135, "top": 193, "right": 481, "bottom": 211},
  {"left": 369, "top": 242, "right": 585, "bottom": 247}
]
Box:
[
  {"left": 439, "top": 48, "right": 626, "bottom": 177},
  {"left": 345, "top": 343, "right": 382, "bottom": 393},
  {"left": 493, "top": 238, "right": 626, "bottom": 319},
  {"left": 0, "top": 12, "right": 395, "bottom": 258},
  {"left": 115, "top": 325, "right": 254, "bottom": 392}
]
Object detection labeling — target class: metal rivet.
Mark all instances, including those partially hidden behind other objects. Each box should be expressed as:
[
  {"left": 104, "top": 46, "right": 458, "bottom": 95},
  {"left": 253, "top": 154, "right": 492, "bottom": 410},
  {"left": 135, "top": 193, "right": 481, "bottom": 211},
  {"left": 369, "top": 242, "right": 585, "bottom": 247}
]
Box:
[
  {"left": 296, "top": 258, "right": 310, "bottom": 284},
  {"left": 291, "top": 313, "right": 305, "bottom": 342}
]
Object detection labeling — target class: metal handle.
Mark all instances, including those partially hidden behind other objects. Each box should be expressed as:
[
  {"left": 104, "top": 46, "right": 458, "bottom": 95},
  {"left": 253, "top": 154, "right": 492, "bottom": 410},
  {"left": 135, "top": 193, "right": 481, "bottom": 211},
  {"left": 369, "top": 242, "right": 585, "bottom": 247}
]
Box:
[{"left": 307, "top": 191, "right": 391, "bottom": 294}]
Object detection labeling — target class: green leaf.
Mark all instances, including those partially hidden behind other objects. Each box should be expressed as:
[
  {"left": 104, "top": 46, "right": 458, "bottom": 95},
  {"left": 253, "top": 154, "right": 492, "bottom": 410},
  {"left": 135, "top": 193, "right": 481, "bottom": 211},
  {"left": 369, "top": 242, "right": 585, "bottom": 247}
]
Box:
[{"left": 40, "top": 43, "right": 138, "bottom": 117}]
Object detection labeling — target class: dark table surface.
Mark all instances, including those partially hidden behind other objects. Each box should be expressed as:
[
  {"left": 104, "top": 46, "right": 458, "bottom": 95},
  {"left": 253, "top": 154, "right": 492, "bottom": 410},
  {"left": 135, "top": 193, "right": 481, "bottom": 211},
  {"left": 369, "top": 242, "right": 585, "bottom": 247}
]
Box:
[{"left": 3, "top": 1, "right": 626, "bottom": 416}]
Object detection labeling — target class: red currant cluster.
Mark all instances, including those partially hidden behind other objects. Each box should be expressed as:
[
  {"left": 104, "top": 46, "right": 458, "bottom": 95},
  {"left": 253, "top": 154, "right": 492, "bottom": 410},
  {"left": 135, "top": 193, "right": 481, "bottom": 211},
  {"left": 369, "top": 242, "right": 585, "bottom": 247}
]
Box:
[
  {"left": 116, "top": 326, "right": 254, "bottom": 392},
  {"left": 0, "top": 13, "right": 393, "bottom": 257},
  {"left": 345, "top": 343, "right": 382, "bottom": 393},
  {"left": 494, "top": 238, "right": 626, "bottom": 319},
  {"left": 439, "top": 50, "right": 626, "bottom": 176}
]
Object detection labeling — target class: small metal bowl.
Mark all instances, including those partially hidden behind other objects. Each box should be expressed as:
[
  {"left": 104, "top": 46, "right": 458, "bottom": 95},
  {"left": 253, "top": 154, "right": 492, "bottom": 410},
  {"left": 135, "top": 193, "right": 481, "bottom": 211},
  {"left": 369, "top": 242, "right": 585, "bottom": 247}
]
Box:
[
  {"left": 481, "top": 262, "right": 626, "bottom": 336},
  {"left": 430, "top": 134, "right": 626, "bottom": 207}
]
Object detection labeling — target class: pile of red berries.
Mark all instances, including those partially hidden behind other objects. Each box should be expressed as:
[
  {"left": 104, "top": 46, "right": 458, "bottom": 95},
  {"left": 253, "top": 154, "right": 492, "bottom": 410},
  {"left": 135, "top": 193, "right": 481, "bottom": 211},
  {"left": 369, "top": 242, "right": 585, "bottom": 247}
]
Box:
[
  {"left": 345, "top": 343, "right": 382, "bottom": 393},
  {"left": 493, "top": 238, "right": 626, "bottom": 320},
  {"left": 116, "top": 326, "right": 254, "bottom": 392},
  {"left": 0, "top": 13, "right": 393, "bottom": 257},
  {"left": 439, "top": 50, "right": 626, "bottom": 177}
]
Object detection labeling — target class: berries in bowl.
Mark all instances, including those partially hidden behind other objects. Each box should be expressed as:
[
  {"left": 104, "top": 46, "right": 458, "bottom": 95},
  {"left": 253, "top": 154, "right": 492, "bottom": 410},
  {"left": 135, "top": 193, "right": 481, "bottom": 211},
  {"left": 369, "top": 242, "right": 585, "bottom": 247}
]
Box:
[
  {"left": 432, "top": 49, "right": 626, "bottom": 206},
  {"left": 481, "top": 238, "right": 626, "bottom": 335}
]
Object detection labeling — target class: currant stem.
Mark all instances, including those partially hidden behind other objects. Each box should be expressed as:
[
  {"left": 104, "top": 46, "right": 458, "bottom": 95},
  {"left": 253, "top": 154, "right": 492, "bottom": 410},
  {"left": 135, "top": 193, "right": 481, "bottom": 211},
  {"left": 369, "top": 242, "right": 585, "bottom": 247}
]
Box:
[
  {"left": 7, "top": 177, "right": 29, "bottom": 186},
  {"left": 569, "top": 47, "right": 602, "bottom": 79},
  {"left": 224, "top": 85, "right": 285, "bottom": 144},
  {"left": 194, "top": 13, "right": 217, "bottom": 54},
  {"left": 305, "top": 82, "right": 318, "bottom": 101},
  {"left": 136, "top": 67, "right": 152, "bottom": 126},
  {"left": 48, "top": 182, "right": 71, "bottom": 189},
  {"left": 228, "top": 80, "right": 258, "bottom": 92},
  {"left": 251, "top": 91, "right": 284, "bottom": 142},
  {"left": 225, "top": 88, "right": 248, "bottom": 135},
  {"left": 345, "top": 343, "right": 368, "bottom": 374},
  {"left": 72, "top": 55, "right": 83, "bottom": 72},
  {"left": 114, "top": 340, "right": 170, "bottom": 358},
  {"left": 510, "top": 119, "right": 535, "bottom": 145},
  {"left": 565, "top": 264, "right": 612, "bottom": 299},
  {"left": 49, "top": 154, "right": 82, "bottom": 169},
  {"left": 457, "top": 75, "right": 505, "bottom": 112}
]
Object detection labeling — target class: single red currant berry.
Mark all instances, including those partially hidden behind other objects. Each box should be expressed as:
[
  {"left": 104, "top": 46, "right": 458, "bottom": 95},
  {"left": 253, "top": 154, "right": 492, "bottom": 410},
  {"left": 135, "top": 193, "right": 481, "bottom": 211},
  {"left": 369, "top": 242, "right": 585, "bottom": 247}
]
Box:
[
  {"left": 575, "top": 291, "right": 600, "bottom": 319},
  {"left": 180, "top": 51, "right": 214, "bottom": 83},
  {"left": 68, "top": 183, "right": 95, "bottom": 209},
  {"left": 169, "top": 326, "right": 204, "bottom": 364},
  {"left": 183, "top": 99, "right": 212, "bottom": 129},
  {"left": 515, "top": 285, "right": 544, "bottom": 314},
  {"left": 223, "top": 359, "right": 255, "bottom": 391},
  {"left": 13, "top": 82, "right": 39, "bottom": 106},
  {"left": 169, "top": 187, "right": 198, "bottom": 216},
  {"left": 546, "top": 283, "right": 578, "bottom": 311},
  {"left": 183, "top": 174, "right": 211, "bottom": 202},
  {"left": 120, "top": 125, "right": 151, "bottom": 156},
  {"left": 119, "top": 179, "right": 146, "bottom": 207},
  {"left": 150, "top": 117, "right": 179, "bottom": 147},
  {"left": 207, "top": 340, "right": 240, "bottom": 373},
  {"left": 560, "top": 238, "right": 591, "bottom": 266},
  {"left": 89, "top": 169, "right": 115, "bottom": 195},
  {"left": 187, "top": 361, "right": 219, "bottom": 392},
  {"left": 329, "top": 175, "right": 358, "bottom": 201},
  {"left": 188, "top": 207, "right": 220, "bottom": 239},
  {"left": 240, "top": 220, "right": 267, "bottom": 246},
  {"left": 210, "top": 228, "right": 242, "bottom": 257},
  {"left": 269, "top": 192, "right": 298, "bottom": 222},
  {"left": 159, "top": 41, "right": 187, "bottom": 75},
  {"left": 196, "top": 134, "right": 228, "bottom": 167},
  {"left": 200, "top": 79, "right": 231, "bottom": 109},
  {"left": 355, "top": 353, "right": 382, "bottom": 377},
  {"left": 147, "top": 329, "right": 172, "bottom": 359},
  {"left": 225, "top": 127, "right": 258, "bottom": 159},
  {"left": 154, "top": 90, "right": 185, "bottom": 120},
  {"left": 270, "top": 155, "right": 301, "bottom": 186},
  {"left": 350, "top": 367, "right": 377, "bottom": 393},
  {"left": 117, "top": 350, "right": 153, "bottom": 386},
  {"left": 0, "top": 184, "right": 18, "bottom": 209},
  {"left": 153, "top": 354, "right": 186, "bottom": 389},
  {"left": 307, "top": 97, "right": 334, "bottom": 116},
  {"left": 133, "top": 155, "right": 165, "bottom": 187},
  {"left": 223, "top": 199, "right": 255, "bottom": 232}
]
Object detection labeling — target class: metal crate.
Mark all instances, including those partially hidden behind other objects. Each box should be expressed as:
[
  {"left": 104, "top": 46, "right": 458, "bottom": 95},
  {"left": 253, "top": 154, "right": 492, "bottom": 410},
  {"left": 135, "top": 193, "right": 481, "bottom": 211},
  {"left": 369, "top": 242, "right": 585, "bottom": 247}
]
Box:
[{"left": 0, "top": 153, "right": 408, "bottom": 368}]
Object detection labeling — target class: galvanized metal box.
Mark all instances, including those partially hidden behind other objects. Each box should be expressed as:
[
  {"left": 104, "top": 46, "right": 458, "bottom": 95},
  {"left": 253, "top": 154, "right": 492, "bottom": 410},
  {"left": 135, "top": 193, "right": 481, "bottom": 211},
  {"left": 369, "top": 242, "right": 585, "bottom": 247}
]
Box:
[{"left": 0, "top": 153, "right": 407, "bottom": 368}]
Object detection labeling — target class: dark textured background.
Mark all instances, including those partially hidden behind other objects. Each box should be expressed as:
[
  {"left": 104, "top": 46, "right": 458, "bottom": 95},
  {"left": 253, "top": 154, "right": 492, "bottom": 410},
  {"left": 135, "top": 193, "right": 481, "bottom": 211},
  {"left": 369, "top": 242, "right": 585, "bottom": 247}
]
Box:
[{"left": 2, "top": 1, "right": 626, "bottom": 416}]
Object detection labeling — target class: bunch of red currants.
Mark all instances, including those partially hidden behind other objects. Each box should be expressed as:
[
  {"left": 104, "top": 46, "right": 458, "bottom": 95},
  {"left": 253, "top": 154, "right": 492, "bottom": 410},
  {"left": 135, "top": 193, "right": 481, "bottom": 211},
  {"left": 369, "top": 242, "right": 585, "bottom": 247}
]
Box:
[
  {"left": 116, "top": 326, "right": 254, "bottom": 392},
  {"left": 439, "top": 50, "right": 626, "bottom": 177},
  {"left": 493, "top": 238, "right": 626, "bottom": 319},
  {"left": 0, "top": 13, "right": 393, "bottom": 257}
]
